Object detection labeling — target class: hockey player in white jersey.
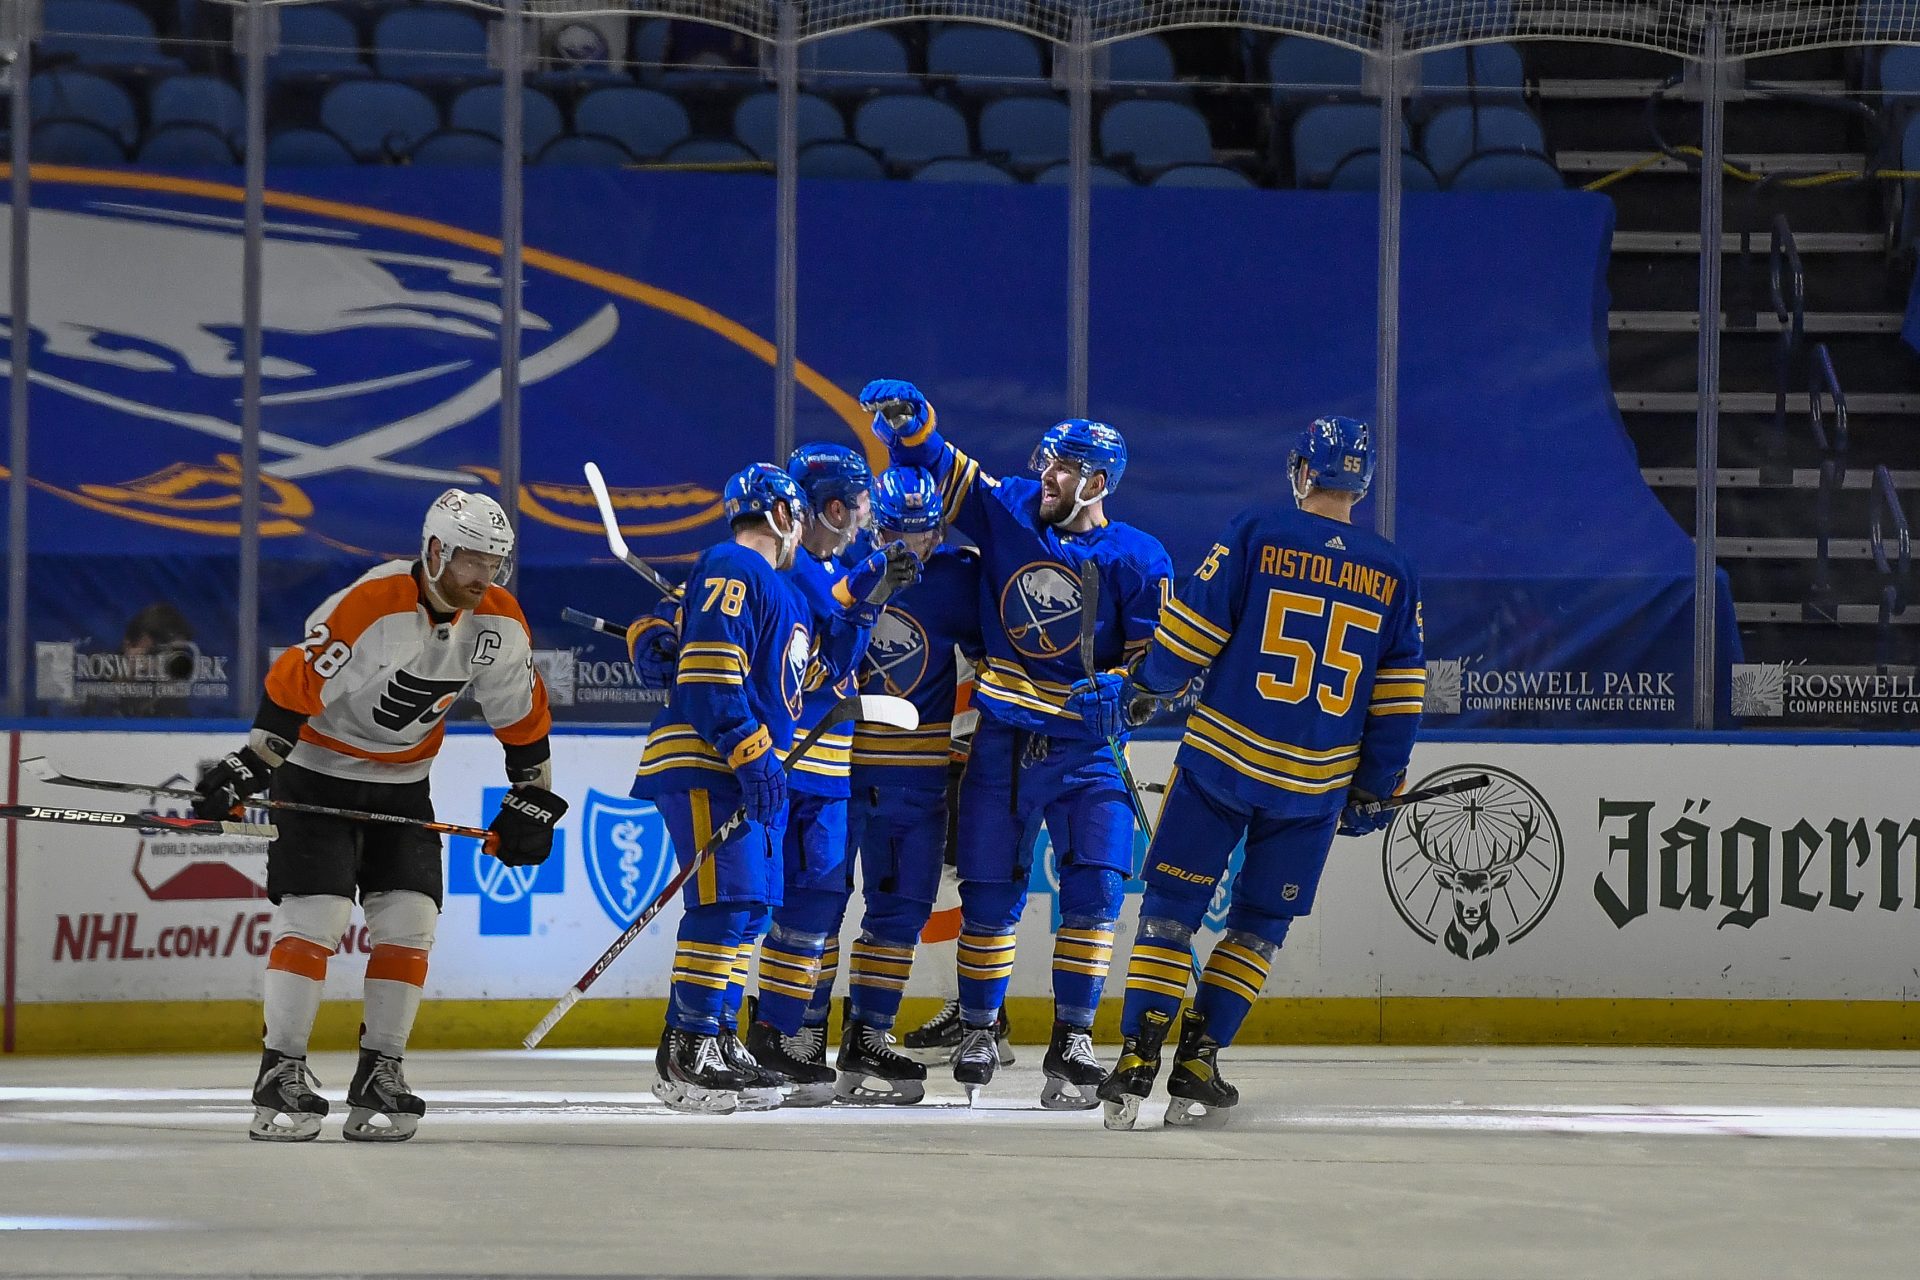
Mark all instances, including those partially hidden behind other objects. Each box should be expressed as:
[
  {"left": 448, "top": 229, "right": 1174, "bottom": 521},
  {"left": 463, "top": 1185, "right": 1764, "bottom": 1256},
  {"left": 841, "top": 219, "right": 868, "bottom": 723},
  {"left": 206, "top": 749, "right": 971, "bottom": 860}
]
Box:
[{"left": 192, "top": 490, "right": 567, "bottom": 1142}]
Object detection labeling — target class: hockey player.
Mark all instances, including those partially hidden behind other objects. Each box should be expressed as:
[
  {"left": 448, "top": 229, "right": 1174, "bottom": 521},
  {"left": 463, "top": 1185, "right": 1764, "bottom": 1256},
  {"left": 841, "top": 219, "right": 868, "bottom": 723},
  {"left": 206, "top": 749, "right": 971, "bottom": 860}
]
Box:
[
  {"left": 194, "top": 489, "right": 565, "bottom": 1142},
  {"left": 861, "top": 379, "right": 1174, "bottom": 1108},
  {"left": 741, "top": 444, "right": 918, "bottom": 1105},
  {"left": 1069, "top": 416, "right": 1424, "bottom": 1129}
]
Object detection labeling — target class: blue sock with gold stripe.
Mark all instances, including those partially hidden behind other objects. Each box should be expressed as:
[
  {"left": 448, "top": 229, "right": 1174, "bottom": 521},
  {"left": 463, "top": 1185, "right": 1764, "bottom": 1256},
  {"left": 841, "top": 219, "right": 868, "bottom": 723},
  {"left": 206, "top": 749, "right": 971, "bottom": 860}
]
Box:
[
  {"left": 956, "top": 926, "right": 1018, "bottom": 1025},
  {"left": 753, "top": 922, "right": 827, "bottom": 1035},
  {"left": 1121, "top": 915, "right": 1197, "bottom": 1035},
  {"left": 803, "top": 935, "right": 841, "bottom": 1028},
  {"left": 1193, "top": 930, "right": 1278, "bottom": 1047},
  {"left": 670, "top": 905, "right": 750, "bottom": 1034},
  {"left": 1051, "top": 916, "right": 1116, "bottom": 1027},
  {"left": 848, "top": 934, "right": 916, "bottom": 1029}
]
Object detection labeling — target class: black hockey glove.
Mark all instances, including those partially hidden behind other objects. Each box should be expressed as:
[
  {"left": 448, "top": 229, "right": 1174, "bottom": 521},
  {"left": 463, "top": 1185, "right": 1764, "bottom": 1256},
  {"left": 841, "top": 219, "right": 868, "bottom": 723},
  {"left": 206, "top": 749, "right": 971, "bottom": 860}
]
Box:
[
  {"left": 191, "top": 746, "right": 275, "bottom": 820},
  {"left": 487, "top": 785, "right": 569, "bottom": 866}
]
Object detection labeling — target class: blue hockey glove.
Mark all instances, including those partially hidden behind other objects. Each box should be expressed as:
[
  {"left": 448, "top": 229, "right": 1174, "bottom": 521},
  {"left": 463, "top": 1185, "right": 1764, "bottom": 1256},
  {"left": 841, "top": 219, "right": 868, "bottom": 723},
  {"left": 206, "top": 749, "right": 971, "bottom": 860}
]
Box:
[
  {"left": 625, "top": 600, "right": 682, "bottom": 691},
  {"left": 1066, "top": 672, "right": 1131, "bottom": 740},
  {"left": 858, "top": 379, "right": 932, "bottom": 446},
  {"left": 722, "top": 725, "right": 787, "bottom": 827},
  {"left": 842, "top": 540, "right": 923, "bottom": 609},
  {"left": 1338, "top": 784, "right": 1396, "bottom": 837}
]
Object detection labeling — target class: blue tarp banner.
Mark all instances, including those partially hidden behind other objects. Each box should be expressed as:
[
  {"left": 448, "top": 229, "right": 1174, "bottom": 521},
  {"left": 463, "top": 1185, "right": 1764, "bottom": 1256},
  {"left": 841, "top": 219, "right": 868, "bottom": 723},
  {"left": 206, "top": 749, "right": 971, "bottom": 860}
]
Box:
[{"left": 0, "top": 168, "right": 1731, "bottom": 725}]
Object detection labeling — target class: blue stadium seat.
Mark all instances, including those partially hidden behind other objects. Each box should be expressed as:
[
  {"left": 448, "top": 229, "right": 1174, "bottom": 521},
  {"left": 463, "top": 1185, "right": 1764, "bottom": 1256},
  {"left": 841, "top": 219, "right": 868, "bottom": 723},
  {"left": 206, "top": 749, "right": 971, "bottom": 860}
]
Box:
[
  {"left": 1105, "top": 34, "right": 1178, "bottom": 91},
  {"left": 854, "top": 95, "right": 970, "bottom": 168},
  {"left": 410, "top": 129, "right": 505, "bottom": 166},
  {"left": 1422, "top": 103, "right": 1545, "bottom": 180},
  {"left": 448, "top": 85, "right": 565, "bottom": 157},
  {"left": 1327, "top": 148, "right": 1440, "bottom": 191},
  {"left": 137, "top": 122, "right": 236, "bottom": 166},
  {"left": 804, "top": 28, "right": 913, "bottom": 95},
  {"left": 372, "top": 6, "right": 491, "bottom": 81},
  {"left": 1880, "top": 46, "right": 1920, "bottom": 108},
  {"left": 30, "top": 71, "right": 138, "bottom": 147},
  {"left": 796, "top": 138, "right": 886, "bottom": 179},
  {"left": 1414, "top": 43, "right": 1526, "bottom": 116},
  {"left": 1293, "top": 103, "right": 1408, "bottom": 186},
  {"left": 1267, "top": 36, "right": 1364, "bottom": 102},
  {"left": 265, "top": 127, "right": 355, "bottom": 165},
  {"left": 733, "top": 91, "right": 845, "bottom": 160},
  {"left": 31, "top": 119, "right": 129, "bottom": 164},
  {"left": 978, "top": 95, "right": 1070, "bottom": 168},
  {"left": 537, "top": 134, "right": 633, "bottom": 165},
  {"left": 574, "top": 87, "right": 691, "bottom": 159},
  {"left": 927, "top": 25, "right": 1047, "bottom": 95},
  {"left": 40, "top": 0, "right": 182, "bottom": 71},
  {"left": 269, "top": 5, "right": 370, "bottom": 83},
  {"left": 1034, "top": 160, "right": 1132, "bottom": 186},
  {"left": 663, "top": 137, "right": 761, "bottom": 166},
  {"left": 1100, "top": 99, "right": 1212, "bottom": 171},
  {"left": 913, "top": 157, "right": 1017, "bottom": 183},
  {"left": 320, "top": 80, "right": 442, "bottom": 161},
  {"left": 1152, "top": 163, "right": 1254, "bottom": 189},
  {"left": 149, "top": 75, "right": 243, "bottom": 146},
  {"left": 1448, "top": 150, "right": 1562, "bottom": 190}
]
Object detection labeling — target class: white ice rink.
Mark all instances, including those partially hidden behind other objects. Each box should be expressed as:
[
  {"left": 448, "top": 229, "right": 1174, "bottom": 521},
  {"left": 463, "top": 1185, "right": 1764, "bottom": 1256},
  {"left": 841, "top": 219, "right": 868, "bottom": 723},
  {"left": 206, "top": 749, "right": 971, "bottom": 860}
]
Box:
[{"left": 2, "top": 1045, "right": 1917, "bottom": 1278}]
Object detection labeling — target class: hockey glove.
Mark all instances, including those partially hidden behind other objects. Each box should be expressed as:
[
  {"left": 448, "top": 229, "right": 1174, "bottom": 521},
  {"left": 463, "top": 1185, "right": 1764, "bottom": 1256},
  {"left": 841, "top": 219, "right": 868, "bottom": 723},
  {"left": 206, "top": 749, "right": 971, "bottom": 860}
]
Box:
[
  {"left": 191, "top": 746, "right": 275, "bottom": 820},
  {"left": 626, "top": 601, "right": 682, "bottom": 691},
  {"left": 843, "top": 541, "right": 923, "bottom": 609},
  {"left": 722, "top": 725, "right": 787, "bottom": 827},
  {"left": 1066, "top": 673, "right": 1131, "bottom": 740},
  {"left": 488, "top": 785, "right": 570, "bottom": 866},
  {"left": 857, "top": 379, "right": 933, "bottom": 446},
  {"left": 1337, "top": 784, "right": 1396, "bottom": 837}
]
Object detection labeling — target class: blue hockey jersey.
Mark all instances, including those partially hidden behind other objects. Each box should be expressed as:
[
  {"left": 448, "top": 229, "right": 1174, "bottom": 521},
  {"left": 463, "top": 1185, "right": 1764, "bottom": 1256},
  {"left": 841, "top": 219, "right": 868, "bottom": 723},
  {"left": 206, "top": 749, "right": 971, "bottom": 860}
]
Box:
[
  {"left": 1138, "top": 502, "right": 1424, "bottom": 815},
  {"left": 850, "top": 545, "right": 983, "bottom": 792},
  {"left": 783, "top": 544, "right": 873, "bottom": 798},
  {"left": 888, "top": 432, "right": 1172, "bottom": 740}
]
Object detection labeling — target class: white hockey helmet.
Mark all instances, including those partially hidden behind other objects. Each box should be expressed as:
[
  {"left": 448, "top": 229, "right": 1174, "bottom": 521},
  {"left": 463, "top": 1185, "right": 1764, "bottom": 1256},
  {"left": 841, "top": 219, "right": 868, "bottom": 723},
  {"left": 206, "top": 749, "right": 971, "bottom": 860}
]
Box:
[{"left": 421, "top": 488, "right": 515, "bottom": 585}]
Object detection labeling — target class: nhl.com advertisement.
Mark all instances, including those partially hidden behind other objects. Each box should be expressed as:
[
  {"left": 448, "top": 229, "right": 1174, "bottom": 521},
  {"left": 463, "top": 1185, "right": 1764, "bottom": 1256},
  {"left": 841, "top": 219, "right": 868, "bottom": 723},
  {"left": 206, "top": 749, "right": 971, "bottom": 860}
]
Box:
[{"left": 7, "top": 733, "right": 1916, "bottom": 1020}]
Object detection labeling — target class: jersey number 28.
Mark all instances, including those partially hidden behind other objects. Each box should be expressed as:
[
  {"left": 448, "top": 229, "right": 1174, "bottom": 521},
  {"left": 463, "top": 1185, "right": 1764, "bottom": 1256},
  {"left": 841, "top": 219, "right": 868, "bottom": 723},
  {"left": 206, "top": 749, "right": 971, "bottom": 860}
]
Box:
[
  {"left": 1256, "top": 590, "right": 1382, "bottom": 716},
  {"left": 295, "top": 623, "right": 353, "bottom": 678}
]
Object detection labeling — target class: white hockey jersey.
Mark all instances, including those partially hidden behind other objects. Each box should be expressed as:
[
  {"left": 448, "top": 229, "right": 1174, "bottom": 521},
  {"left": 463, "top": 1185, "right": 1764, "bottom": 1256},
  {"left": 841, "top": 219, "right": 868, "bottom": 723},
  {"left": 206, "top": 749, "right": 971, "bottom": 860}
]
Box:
[{"left": 264, "top": 560, "right": 551, "bottom": 784}]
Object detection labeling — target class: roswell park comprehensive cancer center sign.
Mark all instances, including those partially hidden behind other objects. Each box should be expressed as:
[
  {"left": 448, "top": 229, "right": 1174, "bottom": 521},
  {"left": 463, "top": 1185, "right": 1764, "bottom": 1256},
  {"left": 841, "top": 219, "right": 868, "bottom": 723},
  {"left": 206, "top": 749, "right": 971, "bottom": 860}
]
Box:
[{"left": 8, "top": 731, "right": 1918, "bottom": 1049}]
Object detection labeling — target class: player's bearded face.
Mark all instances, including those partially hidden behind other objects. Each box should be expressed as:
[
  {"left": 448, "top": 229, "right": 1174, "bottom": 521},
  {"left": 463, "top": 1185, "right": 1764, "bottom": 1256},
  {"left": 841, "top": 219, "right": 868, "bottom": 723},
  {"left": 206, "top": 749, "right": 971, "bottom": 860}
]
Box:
[
  {"left": 437, "top": 546, "right": 501, "bottom": 608},
  {"left": 1038, "top": 459, "right": 1099, "bottom": 524}
]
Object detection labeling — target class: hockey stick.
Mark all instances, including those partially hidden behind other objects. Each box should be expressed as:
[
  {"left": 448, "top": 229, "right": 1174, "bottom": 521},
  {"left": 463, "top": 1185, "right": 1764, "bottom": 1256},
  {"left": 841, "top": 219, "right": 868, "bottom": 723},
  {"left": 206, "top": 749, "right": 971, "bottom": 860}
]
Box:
[
  {"left": 522, "top": 693, "right": 919, "bottom": 1050},
  {"left": 21, "top": 756, "right": 501, "bottom": 850},
  {"left": 582, "top": 462, "right": 683, "bottom": 599},
  {"left": 561, "top": 606, "right": 627, "bottom": 639},
  {"left": 1079, "top": 561, "right": 1156, "bottom": 839},
  {"left": 0, "top": 802, "right": 275, "bottom": 838}
]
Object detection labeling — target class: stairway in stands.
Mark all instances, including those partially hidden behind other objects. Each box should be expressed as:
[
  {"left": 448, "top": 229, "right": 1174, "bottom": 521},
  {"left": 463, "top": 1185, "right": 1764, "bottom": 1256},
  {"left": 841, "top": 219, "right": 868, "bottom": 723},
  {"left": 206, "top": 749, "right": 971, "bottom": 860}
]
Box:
[{"left": 1532, "top": 41, "right": 1920, "bottom": 691}]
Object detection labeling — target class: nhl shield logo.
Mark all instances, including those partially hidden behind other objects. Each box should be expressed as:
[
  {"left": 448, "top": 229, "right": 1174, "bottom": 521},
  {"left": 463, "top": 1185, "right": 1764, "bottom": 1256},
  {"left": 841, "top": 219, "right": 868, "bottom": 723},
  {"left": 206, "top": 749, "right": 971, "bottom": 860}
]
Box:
[
  {"left": 583, "top": 790, "right": 674, "bottom": 926},
  {"left": 999, "top": 560, "right": 1082, "bottom": 660}
]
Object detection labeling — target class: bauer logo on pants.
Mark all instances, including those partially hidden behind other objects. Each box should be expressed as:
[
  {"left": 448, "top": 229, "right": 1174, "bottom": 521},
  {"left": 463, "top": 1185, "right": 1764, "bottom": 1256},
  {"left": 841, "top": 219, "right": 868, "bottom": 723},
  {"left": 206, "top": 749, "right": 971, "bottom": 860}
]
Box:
[
  {"left": 582, "top": 790, "right": 674, "bottom": 927},
  {"left": 1381, "top": 765, "right": 1564, "bottom": 961}
]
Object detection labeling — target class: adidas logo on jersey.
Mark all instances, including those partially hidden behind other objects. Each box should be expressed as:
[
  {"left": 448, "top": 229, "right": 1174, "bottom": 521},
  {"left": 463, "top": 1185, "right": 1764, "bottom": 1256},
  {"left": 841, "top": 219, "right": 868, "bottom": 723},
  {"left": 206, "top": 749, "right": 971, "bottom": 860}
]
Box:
[{"left": 1325, "top": 536, "right": 1347, "bottom": 550}]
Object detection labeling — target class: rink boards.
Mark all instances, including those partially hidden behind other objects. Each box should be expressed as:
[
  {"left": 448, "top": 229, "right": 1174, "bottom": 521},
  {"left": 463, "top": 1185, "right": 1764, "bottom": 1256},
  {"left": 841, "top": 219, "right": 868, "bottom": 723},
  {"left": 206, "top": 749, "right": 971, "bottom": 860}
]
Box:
[{"left": 5, "top": 729, "right": 1919, "bottom": 1052}]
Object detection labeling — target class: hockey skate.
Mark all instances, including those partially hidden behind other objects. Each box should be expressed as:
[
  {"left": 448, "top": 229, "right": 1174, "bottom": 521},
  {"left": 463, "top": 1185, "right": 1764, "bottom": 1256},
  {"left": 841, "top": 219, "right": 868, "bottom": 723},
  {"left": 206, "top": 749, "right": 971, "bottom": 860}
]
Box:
[
  {"left": 952, "top": 1021, "right": 1000, "bottom": 1107},
  {"left": 343, "top": 1047, "right": 426, "bottom": 1142},
  {"left": 1163, "top": 1009, "right": 1238, "bottom": 1129},
  {"left": 1096, "top": 1007, "right": 1175, "bottom": 1131},
  {"left": 903, "top": 999, "right": 1015, "bottom": 1066},
  {"left": 835, "top": 1020, "right": 928, "bottom": 1105},
  {"left": 653, "top": 1026, "right": 749, "bottom": 1115},
  {"left": 248, "top": 1048, "right": 329, "bottom": 1142},
  {"left": 717, "top": 1026, "right": 788, "bottom": 1112},
  {"left": 743, "top": 1019, "right": 836, "bottom": 1107},
  {"left": 1039, "top": 1020, "right": 1107, "bottom": 1111}
]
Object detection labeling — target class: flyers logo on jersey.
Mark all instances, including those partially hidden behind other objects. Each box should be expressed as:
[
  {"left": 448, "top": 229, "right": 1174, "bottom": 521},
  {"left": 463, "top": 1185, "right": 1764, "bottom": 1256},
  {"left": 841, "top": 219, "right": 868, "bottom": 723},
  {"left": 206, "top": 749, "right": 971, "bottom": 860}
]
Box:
[
  {"left": 1000, "top": 561, "right": 1082, "bottom": 660},
  {"left": 371, "top": 671, "right": 470, "bottom": 731}
]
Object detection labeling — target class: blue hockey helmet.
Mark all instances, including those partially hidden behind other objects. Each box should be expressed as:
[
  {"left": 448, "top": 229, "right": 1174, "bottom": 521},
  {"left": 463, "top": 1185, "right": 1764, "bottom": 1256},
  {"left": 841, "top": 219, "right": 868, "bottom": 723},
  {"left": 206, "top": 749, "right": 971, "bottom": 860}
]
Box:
[
  {"left": 723, "top": 462, "right": 810, "bottom": 523},
  {"left": 787, "top": 442, "right": 873, "bottom": 510},
  {"left": 871, "top": 466, "right": 944, "bottom": 533},
  {"left": 1289, "top": 415, "right": 1374, "bottom": 495},
  {"left": 1030, "top": 419, "right": 1128, "bottom": 494}
]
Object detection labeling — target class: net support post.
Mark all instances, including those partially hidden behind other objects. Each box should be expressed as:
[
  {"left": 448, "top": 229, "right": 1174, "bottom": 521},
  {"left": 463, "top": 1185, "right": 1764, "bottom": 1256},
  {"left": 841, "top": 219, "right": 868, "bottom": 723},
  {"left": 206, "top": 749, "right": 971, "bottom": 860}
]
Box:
[
  {"left": 774, "top": 0, "right": 799, "bottom": 463},
  {"left": 1693, "top": 19, "right": 1726, "bottom": 728},
  {"left": 498, "top": 0, "right": 526, "bottom": 589},
  {"left": 236, "top": 0, "right": 268, "bottom": 715},
  {"left": 1373, "top": 17, "right": 1403, "bottom": 542}
]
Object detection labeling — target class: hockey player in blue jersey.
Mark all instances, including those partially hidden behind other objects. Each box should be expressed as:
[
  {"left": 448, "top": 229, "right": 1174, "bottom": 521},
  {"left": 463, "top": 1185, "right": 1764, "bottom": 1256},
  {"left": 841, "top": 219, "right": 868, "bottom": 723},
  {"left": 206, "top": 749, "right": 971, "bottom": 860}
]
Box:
[
  {"left": 1068, "top": 415, "right": 1425, "bottom": 1129},
  {"left": 741, "top": 443, "right": 920, "bottom": 1104},
  {"left": 860, "top": 378, "right": 1175, "bottom": 1108},
  {"left": 833, "top": 467, "right": 988, "bottom": 1103}
]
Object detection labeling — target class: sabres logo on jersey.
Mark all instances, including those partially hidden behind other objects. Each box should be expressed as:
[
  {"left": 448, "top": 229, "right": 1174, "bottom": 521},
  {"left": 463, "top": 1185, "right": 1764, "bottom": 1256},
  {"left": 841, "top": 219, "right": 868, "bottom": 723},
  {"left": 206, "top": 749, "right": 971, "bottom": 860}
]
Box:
[
  {"left": 1000, "top": 561, "right": 1082, "bottom": 660},
  {"left": 782, "top": 624, "right": 811, "bottom": 719},
  {"left": 863, "top": 608, "right": 930, "bottom": 698}
]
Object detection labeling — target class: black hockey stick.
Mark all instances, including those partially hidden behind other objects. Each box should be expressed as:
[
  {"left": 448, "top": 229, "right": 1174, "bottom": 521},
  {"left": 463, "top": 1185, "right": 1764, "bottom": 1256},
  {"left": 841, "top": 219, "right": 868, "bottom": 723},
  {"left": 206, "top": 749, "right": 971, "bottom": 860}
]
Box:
[
  {"left": 582, "top": 462, "right": 683, "bottom": 599},
  {"left": 21, "top": 756, "right": 498, "bottom": 847},
  {"left": 561, "top": 606, "right": 627, "bottom": 639},
  {"left": 0, "top": 802, "right": 274, "bottom": 839},
  {"left": 523, "top": 693, "right": 919, "bottom": 1049},
  {"left": 1080, "top": 561, "right": 1157, "bottom": 838}
]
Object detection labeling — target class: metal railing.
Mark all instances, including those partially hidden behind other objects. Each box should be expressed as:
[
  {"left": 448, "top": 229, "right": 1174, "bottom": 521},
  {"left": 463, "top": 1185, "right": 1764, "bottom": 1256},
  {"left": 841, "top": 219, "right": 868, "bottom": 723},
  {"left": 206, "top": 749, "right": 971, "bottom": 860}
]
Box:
[
  {"left": 1870, "top": 463, "right": 1910, "bottom": 673},
  {"left": 1803, "top": 341, "right": 1849, "bottom": 622},
  {"left": 1762, "top": 213, "right": 1805, "bottom": 486}
]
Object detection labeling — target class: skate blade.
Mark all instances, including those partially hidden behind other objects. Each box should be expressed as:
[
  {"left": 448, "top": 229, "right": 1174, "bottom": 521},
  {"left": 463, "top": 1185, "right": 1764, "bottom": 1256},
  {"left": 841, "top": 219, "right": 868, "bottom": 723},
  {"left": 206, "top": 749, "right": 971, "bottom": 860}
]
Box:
[
  {"left": 963, "top": 1083, "right": 984, "bottom": 1108},
  {"left": 1039, "top": 1078, "right": 1101, "bottom": 1112},
  {"left": 736, "top": 1087, "right": 785, "bottom": 1112},
  {"left": 996, "top": 1039, "right": 1016, "bottom": 1067},
  {"left": 1102, "top": 1096, "right": 1143, "bottom": 1131},
  {"left": 247, "top": 1106, "right": 323, "bottom": 1142},
  {"left": 779, "top": 1081, "right": 839, "bottom": 1108},
  {"left": 652, "top": 1079, "right": 738, "bottom": 1116},
  {"left": 342, "top": 1106, "right": 420, "bottom": 1142},
  {"left": 1163, "top": 1097, "right": 1231, "bottom": 1130},
  {"left": 834, "top": 1072, "right": 927, "bottom": 1106}
]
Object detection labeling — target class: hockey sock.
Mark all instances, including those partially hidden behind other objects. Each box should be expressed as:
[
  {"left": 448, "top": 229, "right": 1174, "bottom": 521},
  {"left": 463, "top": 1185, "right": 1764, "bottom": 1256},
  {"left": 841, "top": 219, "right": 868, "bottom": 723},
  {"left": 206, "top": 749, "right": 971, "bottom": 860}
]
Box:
[
  {"left": 1051, "top": 917, "right": 1115, "bottom": 1027},
  {"left": 753, "top": 923, "right": 827, "bottom": 1035},
  {"left": 670, "top": 905, "right": 751, "bottom": 1034},
  {"left": 848, "top": 933, "right": 916, "bottom": 1029},
  {"left": 722, "top": 940, "right": 753, "bottom": 1030},
  {"left": 802, "top": 935, "right": 841, "bottom": 1028},
  {"left": 1122, "top": 915, "right": 1196, "bottom": 1036},
  {"left": 262, "top": 895, "right": 352, "bottom": 1057},
  {"left": 361, "top": 891, "right": 435, "bottom": 1057},
  {"left": 1193, "top": 930, "right": 1281, "bottom": 1047},
  {"left": 955, "top": 878, "right": 1024, "bottom": 1025}
]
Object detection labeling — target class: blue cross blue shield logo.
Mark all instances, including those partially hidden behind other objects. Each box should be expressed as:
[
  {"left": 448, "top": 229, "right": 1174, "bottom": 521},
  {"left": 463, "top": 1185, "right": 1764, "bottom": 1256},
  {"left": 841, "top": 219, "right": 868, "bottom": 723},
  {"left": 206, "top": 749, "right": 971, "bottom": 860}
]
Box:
[
  {"left": 447, "top": 786, "right": 566, "bottom": 935},
  {"left": 582, "top": 789, "right": 675, "bottom": 926}
]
